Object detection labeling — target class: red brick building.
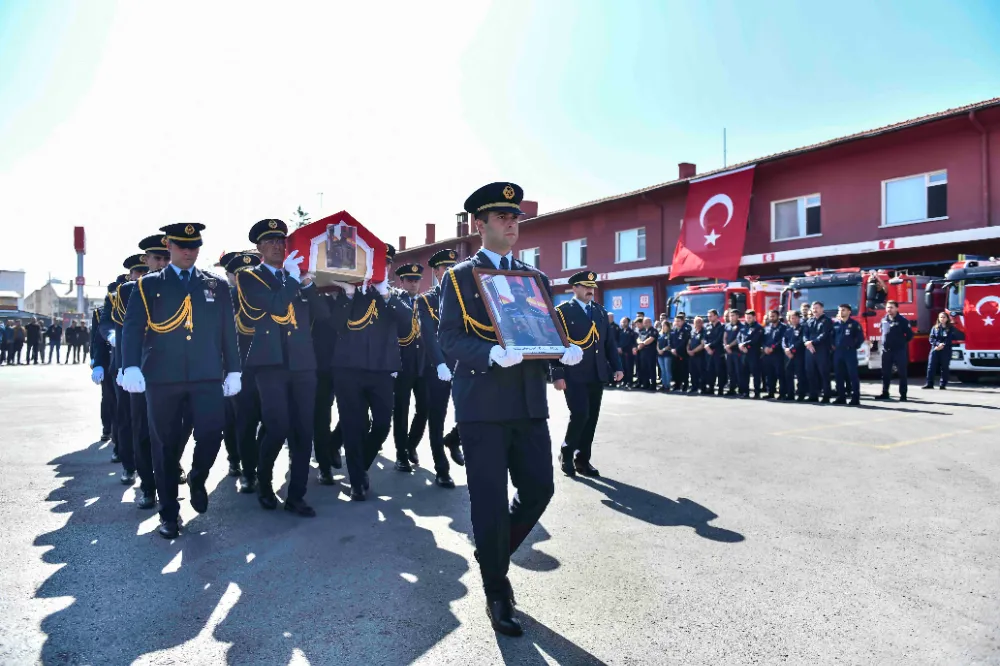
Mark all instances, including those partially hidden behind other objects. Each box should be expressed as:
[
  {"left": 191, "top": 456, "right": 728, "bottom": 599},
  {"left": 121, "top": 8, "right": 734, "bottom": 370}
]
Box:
[{"left": 396, "top": 98, "right": 1000, "bottom": 321}]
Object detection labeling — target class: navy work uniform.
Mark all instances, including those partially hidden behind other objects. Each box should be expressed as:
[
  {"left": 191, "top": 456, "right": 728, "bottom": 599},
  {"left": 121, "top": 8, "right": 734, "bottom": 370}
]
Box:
[
  {"left": 925, "top": 323, "right": 963, "bottom": 388},
  {"left": 392, "top": 263, "right": 430, "bottom": 470},
  {"left": 328, "top": 263, "right": 414, "bottom": 499},
  {"left": 667, "top": 323, "right": 690, "bottom": 391},
  {"left": 761, "top": 320, "right": 785, "bottom": 399},
  {"left": 703, "top": 318, "right": 727, "bottom": 395},
  {"left": 832, "top": 315, "right": 864, "bottom": 404},
  {"left": 737, "top": 318, "right": 763, "bottom": 397},
  {"left": 804, "top": 312, "right": 834, "bottom": 401},
  {"left": 552, "top": 271, "right": 621, "bottom": 477},
  {"left": 438, "top": 182, "right": 557, "bottom": 637},
  {"left": 878, "top": 312, "right": 914, "bottom": 400},
  {"left": 686, "top": 325, "right": 707, "bottom": 393},
  {"left": 723, "top": 320, "right": 743, "bottom": 395},
  {"left": 91, "top": 295, "right": 117, "bottom": 442},
  {"left": 618, "top": 324, "right": 637, "bottom": 387},
  {"left": 236, "top": 219, "right": 328, "bottom": 516},
  {"left": 781, "top": 321, "right": 807, "bottom": 400},
  {"left": 122, "top": 223, "right": 240, "bottom": 537}
]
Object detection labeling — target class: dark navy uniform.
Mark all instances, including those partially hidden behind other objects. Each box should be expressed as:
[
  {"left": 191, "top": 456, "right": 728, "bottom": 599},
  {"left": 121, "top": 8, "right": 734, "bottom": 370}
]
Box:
[
  {"left": 926, "top": 323, "right": 963, "bottom": 388},
  {"left": 438, "top": 182, "right": 555, "bottom": 634},
  {"left": 552, "top": 272, "right": 621, "bottom": 475},
  {"left": 879, "top": 312, "right": 914, "bottom": 399},
  {"left": 803, "top": 312, "right": 834, "bottom": 400},
  {"left": 90, "top": 303, "right": 116, "bottom": 441},
  {"left": 392, "top": 264, "right": 430, "bottom": 468},
  {"left": 832, "top": 315, "right": 864, "bottom": 403},
  {"left": 122, "top": 223, "right": 240, "bottom": 534},
  {"left": 737, "top": 319, "right": 763, "bottom": 397},
  {"left": 667, "top": 324, "right": 691, "bottom": 391},
  {"left": 781, "top": 321, "right": 807, "bottom": 400},
  {"left": 686, "top": 326, "right": 707, "bottom": 393},
  {"left": 761, "top": 320, "right": 785, "bottom": 398},
  {"left": 723, "top": 320, "right": 743, "bottom": 395},
  {"left": 618, "top": 324, "right": 638, "bottom": 387},
  {"left": 311, "top": 290, "right": 340, "bottom": 479},
  {"left": 703, "top": 318, "right": 727, "bottom": 395}
]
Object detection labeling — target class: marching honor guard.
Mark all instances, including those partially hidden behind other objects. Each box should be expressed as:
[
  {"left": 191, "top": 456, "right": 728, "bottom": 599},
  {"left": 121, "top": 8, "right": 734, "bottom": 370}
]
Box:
[
  {"left": 217, "top": 252, "right": 248, "bottom": 480},
  {"left": 90, "top": 286, "right": 117, "bottom": 444},
  {"left": 121, "top": 223, "right": 242, "bottom": 539},
  {"left": 438, "top": 181, "right": 582, "bottom": 637},
  {"left": 552, "top": 270, "right": 622, "bottom": 478},
  {"left": 391, "top": 262, "right": 430, "bottom": 472},
  {"left": 236, "top": 219, "right": 328, "bottom": 517}
]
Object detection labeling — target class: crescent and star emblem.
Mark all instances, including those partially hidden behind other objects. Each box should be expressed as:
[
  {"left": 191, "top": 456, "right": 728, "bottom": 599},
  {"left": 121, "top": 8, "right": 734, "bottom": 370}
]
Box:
[
  {"left": 974, "top": 294, "right": 1000, "bottom": 326},
  {"left": 698, "top": 193, "right": 734, "bottom": 246}
]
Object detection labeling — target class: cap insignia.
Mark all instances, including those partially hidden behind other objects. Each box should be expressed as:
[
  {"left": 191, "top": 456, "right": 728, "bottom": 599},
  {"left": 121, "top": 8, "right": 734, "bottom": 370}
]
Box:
[
  {"left": 184, "top": 224, "right": 195, "bottom": 235},
  {"left": 268, "top": 220, "right": 278, "bottom": 229},
  {"left": 243, "top": 255, "right": 251, "bottom": 264},
  {"left": 588, "top": 273, "right": 595, "bottom": 280},
  {"left": 503, "top": 185, "right": 515, "bottom": 200},
  {"left": 411, "top": 264, "right": 418, "bottom": 271}
]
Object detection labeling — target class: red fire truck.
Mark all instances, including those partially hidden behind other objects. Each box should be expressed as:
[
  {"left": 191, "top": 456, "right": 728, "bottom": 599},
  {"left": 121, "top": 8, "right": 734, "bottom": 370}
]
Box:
[
  {"left": 782, "top": 268, "right": 933, "bottom": 370},
  {"left": 668, "top": 279, "right": 786, "bottom": 321},
  {"left": 924, "top": 258, "right": 1000, "bottom": 379}
]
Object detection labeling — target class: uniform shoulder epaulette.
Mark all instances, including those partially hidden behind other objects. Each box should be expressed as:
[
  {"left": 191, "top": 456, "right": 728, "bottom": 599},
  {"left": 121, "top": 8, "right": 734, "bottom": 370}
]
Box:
[{"left": 200, "top": 269, "right": 224, "bottom": 282}]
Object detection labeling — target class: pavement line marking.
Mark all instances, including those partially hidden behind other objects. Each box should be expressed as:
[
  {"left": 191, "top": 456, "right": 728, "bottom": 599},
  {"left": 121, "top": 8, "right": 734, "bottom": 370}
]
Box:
[
  {"left": 871, "top": 423, "right": 1000, "bottom": 450},
  {"left": 771, "top": 414, "right": 905, "bottom": 436}
]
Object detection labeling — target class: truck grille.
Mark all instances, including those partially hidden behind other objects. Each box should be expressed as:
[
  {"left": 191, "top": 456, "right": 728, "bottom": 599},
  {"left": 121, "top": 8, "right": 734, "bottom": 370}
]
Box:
[{"left": 970, "top": 358, "right": 1000, "bottom": 368}]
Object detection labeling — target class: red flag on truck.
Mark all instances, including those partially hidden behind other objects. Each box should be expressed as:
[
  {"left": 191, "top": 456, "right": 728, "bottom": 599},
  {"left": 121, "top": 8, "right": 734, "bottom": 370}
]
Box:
[
  {"left": 962, "top": 283, "right": 1000, "bottom": 351},
  {"left": 669, "top": 166, "right": 755, "bottom": 280}
]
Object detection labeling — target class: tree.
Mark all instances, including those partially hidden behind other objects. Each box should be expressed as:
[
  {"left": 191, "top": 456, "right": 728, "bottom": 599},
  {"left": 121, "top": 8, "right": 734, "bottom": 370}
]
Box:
[{"left": 292, "top": 206, "right": 311, "bottom": 229}]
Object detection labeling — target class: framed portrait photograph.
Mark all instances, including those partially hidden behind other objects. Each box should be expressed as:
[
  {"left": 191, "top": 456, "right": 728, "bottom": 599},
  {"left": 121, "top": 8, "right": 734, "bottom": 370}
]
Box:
[
  {"left": 473, "top": 268, "right": 569, "bottom": 358},
  {"left": 326, "top": 224, "right": 358, "bottom": 271}
]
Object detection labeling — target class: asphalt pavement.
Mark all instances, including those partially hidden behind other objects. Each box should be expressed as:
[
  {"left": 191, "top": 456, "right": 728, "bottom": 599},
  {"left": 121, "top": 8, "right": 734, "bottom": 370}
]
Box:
[{"left": 1, "top": 363, "right": 999, "bottom": 665}]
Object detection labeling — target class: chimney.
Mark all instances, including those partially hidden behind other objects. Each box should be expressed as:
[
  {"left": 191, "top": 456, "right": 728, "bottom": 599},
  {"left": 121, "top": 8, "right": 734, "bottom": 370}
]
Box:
[
  {"left": 425, "top": 223, "right": 435, "bottom": 245},
  {"left": 398, "top": 236, "right": 406, "bottom": 251},
  {"left": 679, "top": 162, "right": 697, "bottom": 179},
  {"left": 519, "top": 200, "right": 539, "bottom": 219},
  {"left": 456, "top": 212, "right": 469, "bottom": 237}
]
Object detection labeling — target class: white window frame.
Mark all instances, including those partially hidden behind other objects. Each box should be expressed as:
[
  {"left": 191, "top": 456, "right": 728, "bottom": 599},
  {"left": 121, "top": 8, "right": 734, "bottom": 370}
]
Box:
[
  {"left": 770, "top": 193, "right": 822, "bottom": 243},
  {"left": 881, "top": 170, "right": 948, "bottom": 228},
  {"left": 518, "top": 247, "right": 540, "bottom": 268},
  {"left": 615, "top": 227, "right": 646, "bottom": 264},
  {"left": 562, "top": 238, "right": 587, "bottom": 271}
]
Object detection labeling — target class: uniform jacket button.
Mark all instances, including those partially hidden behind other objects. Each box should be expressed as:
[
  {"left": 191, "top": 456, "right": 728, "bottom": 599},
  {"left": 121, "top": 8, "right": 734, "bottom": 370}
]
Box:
[
  {"left": 186, "top": 335, "right": 192, "bottom": 340},
  {"left": 471, "top": 369, "right": 476, "bottom": 374}
]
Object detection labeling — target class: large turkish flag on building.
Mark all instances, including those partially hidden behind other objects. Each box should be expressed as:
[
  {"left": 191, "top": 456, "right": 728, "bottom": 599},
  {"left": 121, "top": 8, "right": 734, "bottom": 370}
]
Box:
[
  {"left": 962, "top": 283, "right": 1000, "bottom": 351},
  {"left": 669, "top": 166, "right": 755, "bottom": 280}
]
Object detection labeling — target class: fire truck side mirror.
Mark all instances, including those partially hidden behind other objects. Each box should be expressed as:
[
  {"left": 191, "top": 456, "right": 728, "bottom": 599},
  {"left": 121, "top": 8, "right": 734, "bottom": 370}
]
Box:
[{"left": 865, "top": 281, "right": 878, "bottom": 310}]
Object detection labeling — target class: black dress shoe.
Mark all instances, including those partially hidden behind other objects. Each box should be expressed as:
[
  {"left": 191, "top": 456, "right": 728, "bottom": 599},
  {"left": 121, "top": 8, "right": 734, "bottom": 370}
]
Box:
[
  {"left": 849, "top": 399, "right": 861, "bottom": 406},
  {"left": 100, "top": 433, "right": 112, "bottom": 442},
  {"left": 350, "top": 487, "right": 367, "bottom": 501},
  {"left": 189, "top": 480, "right": 209, "bottom": 513},
  {"left": 407, "top": 449, "right": 419, "bottom": 465},
  {"left": 435, "top": 473, "right": 455, "bottom": 488},
  {"left": 795, "top": 396, "right": 807, "bottom": 402},
  {"left": 110, "top": 452, "right": 121, "bottom": 464},
  {"left": 394, "top": 458, "right": 412, "bottom": 472},
  {"left": 284, "top": 498, "right": 316, "bottom": 517},
  {"left": 559, "top": 450, "right": 576, "bottom": 477},
  {"left": 764, "top": 393, "right": 775, "bottom": 400},
  {"left": 258, "top": 489, "right": 279, "bottom": 510},
  {"left": 120, "top": 470, "right": 136, "bottom": 485},
  {"left": 227, "top": 463, "right": 242, "bottom": 478},
  {"left": 177, "top": 468, "right": 188, "bottom": 484},
  {"left": 833, "top": 398, "right": 847, "bottom": 405},
  {"left": 136, "top": 491, "right": 156, "bottom": 510},
  {"left": 238, "top": 476, "right": 257, "bottom": 494},
  {"left": 921, "top": 384, "right": 934, "bottom": 389},
  {"left": 876, "top": 393, "right": 891, "bottom": 400},
  {"left": 317, "top": 470, "right": 335, "bottom": 486},
  {"left": 574, "top": 460, "right": 601, "bottom": 477},
  {"left": 899, "top": 395, "right": 908, "bottom": 402},
  {"left": 158, "top": 519, "right": 179, "bottom": 539},
  {"left": 448, "top": 445, "right": 465, "bottom": 466},
  {"left": 939, "top": 385, "right": 947, "bottom": 390},
  {"left": 820, "top": 396, "right": 831, "bottom": 404},
  {"left": 807, "top": 396, "right": 819, "bottom": 403},
  {"left": 331, "top": 447, "right": 343, "bottom": 469},
  {"left": 486, "top": 599, "right": 523, "bottom": 637}
]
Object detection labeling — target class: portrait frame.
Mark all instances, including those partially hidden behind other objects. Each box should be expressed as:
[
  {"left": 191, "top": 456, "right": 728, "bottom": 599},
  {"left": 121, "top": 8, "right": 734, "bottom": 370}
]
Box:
[{"left": 472, "top": 268, "right": 569, "bottom": 359}]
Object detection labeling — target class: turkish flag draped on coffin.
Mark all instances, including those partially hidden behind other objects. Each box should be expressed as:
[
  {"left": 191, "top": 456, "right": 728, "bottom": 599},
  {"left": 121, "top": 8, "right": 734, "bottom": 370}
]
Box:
[
  {"left": 669, "top": 166, "right": 755, "bottom": 280},
  {"left": 962, "top": 283, "right": 1000, "bottom": 351}
]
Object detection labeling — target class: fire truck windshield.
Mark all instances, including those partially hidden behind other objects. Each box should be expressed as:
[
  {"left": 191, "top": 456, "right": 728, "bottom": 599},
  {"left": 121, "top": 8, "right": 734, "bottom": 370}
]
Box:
[
  {"left": 786, "top": 284, "right": 861, "bottom": 313},
  {"left": 674, "top": 292, "right": 726, "bottom": 317}
]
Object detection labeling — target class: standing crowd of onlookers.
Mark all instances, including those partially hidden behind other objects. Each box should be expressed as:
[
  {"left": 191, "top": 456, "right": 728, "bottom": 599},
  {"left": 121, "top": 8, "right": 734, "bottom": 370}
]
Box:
[{"left": 0, "top": 317, "right": 91, "bottom": 365}]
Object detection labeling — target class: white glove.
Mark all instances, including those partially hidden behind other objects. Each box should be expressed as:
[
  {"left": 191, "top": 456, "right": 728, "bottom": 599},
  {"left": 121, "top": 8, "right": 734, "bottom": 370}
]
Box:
[
  {"left": 116, "top": 368, "right": 124, "bottom": 386},
  {"left": 375, "top": 279, "right": 390, "bottom": 297},
  {"left": 91, "top": 366, "right": 104, "bottom": 385},
  {"left": 331, "top": 281, "right": 356, "bottom": 297},
  {"left": 391, "top": 372, "right": 398, "bottom": 378},
  {"left": 122, "top": 366, "right": 146, "bottom": 393},
  {"left": 560, "top": 344, "right": 584, "bottom": 366},
  {"left": 489, "top": 345, "right": 523, "bottom": 368},
  {"left": 283, "top": 250, "right": 304, "bottom": 282},
  {"left": 222, "top": 372, "right": 242, "bottom": 397},
  {"left": 436, "top": 363, "right": 453, "bottom": 382},
  {"left": 107, "top": 330, "right": 116, "bottom": 347}
]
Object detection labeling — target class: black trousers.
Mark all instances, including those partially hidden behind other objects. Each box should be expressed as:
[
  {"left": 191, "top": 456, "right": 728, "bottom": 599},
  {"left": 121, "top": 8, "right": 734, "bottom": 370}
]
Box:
[
  {"left": 671, "top": 355, "right": 688, "bottom": 389},
  {"left": 459, "top": 419, "right": 554, "bottom": 600},
  {"left": 47, "top": 341, "right": 61, "bottom": 363},
  {"left": 333, "top": 370, "right": 393, "bottom": 491},
  {"left": 834, "top": 351, "right": 860, "bottom": 400},
  {"left": 706, "top": 350, "right": 726, "bottom": 392},
  {"left": 806, "top": 348, "right": 832, "bottom": 399},
  {"left": 313, "top": 368, "right": 337, "bottom": 473},
  {"left": 882, "top": 348, "right": 909, "bottom": 397},
  {"left": 100, "top": 368, "right": 116, "bottom": 437},
  {"left": 236, "top": 365, "right": 264, "bottom": 480},
  {"left": 636, "top": 351, "right": 656, "bottom": 388},
  {"left": 688, "top": 353, "right": 705, "bottom": 391},
  {"left": 146, "top": 381, "right": 225, "bottom": 522},
  {"left": 130, "top": 392, "right": 156, "bottom": 494},
  {"left": 255, "top": 366, "right": 316, "bottom": 502},
  {"left": 26, "top": 340, "right": 39, "bottom": 363},
  {"left": 725, "top": 351, "right": 742, "bottom": 392},
  {"left": 926, "top": 349, "right": 951, "bottom": 387},
  {"left": 114, "top": 381, "right": 135, "bottom": 474},
  {"left": 621, "top": 353, "right": 635, "bottom": 386},
  {"left": 223, "top": 396, "right": 240, "bottom": 466},
  {"left": 762, "top": 352, "right": 782, "bottom": 395},
  {"left": 784, "top": 352, "right": 807, "bottom": 399},
  {"left": 392, "top": 371, "right": 429, "bottom": 459},
  {"left": 561, "top": 381, "right": 604, "bottom": 463},
  {"left": 740, "top": 353, "right": 762, "bottom": 395},
  {"left": 425, "top": 372, "right": 452, "bottom": 475}
]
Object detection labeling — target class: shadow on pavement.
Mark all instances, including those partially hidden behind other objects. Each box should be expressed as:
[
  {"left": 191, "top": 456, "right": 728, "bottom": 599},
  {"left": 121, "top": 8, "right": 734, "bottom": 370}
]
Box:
[
  {"left": 495, "top": 610, "right": 608, "bottom": 665},
  {"left": 575, "top": 476, "right": 745, "bottom": 543},
  {"left": 511, "top": 523, "right": 560, "bottom": 573},
  {"left": 35, "top": 441, "right": 473, "bottom": 665}
]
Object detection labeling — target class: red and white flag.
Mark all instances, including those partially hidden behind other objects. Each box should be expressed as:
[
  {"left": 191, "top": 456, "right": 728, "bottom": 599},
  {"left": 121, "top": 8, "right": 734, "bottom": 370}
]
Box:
[
  {"left": 670, "top": 166, "right": 755, "bottom": 280},
  {"left": 962, "top": 283, "right": 1000, "bottom": 351}
]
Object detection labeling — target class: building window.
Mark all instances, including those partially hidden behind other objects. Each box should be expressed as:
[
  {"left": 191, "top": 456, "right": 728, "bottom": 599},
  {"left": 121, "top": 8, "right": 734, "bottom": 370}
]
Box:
[
  {"left": 882, "top": 170, "right": 947, "bottom": 226},
  {"left": 616, "top": 228, "right": 646, "bottom": 263},
  {"left": 771, "top": 194, "right": 821, "bottom": 241},
  {"left": 518, "top": 247, "right": 540, "bottom": 268},
  {"left": 562, "top": 238, "right": 587, "bottom": 270}
]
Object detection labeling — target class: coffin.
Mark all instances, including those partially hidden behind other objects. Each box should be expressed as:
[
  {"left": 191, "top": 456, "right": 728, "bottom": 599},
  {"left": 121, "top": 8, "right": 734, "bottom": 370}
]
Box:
[{"left": 285, "top": 211, "right": 388, "bottom": 289}]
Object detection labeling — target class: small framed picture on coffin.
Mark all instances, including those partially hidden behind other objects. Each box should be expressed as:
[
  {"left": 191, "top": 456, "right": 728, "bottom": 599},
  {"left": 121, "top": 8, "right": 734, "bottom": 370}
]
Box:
[{"left": 473, "top": 268, "right": 569, "bottom": 359}]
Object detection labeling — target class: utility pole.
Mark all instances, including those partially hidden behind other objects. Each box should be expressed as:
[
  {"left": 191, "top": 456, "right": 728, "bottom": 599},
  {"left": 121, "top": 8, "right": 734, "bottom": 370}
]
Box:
[
  {"left": 317, "top": 192, "right": 324, "bottom": 213},
  {"left": 723, "top": 128, "right": 727, "bottom": 168}
]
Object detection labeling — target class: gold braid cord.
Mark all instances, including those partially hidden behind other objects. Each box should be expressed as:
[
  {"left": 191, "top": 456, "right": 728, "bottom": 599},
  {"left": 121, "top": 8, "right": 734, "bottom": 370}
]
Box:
[
  {"left": 111, "top": 285, "right": 127, "bottom": 325},
  {"left": 138, "top": 279, "right": 193, "bottom": 334},
  {"left": 235, "top": 309, "right": 255, "bottom": 336},
  {"left": 236, "top": 270, "right": 297, "bottom": 328},
  {"left": 447, "top": 269, "right": 496, "bottom": 342},
  {"left": 398, "top": 306, "right": 419, "bottom": 345},
  {"left": 347, "top": 298, "right": 379, "bottom": 331},
  {"left": 556, "top": 305, "right": 599, "bottom": 349},
  {"left": 419, "top": 294, "right": 439, "bottom": 323}
]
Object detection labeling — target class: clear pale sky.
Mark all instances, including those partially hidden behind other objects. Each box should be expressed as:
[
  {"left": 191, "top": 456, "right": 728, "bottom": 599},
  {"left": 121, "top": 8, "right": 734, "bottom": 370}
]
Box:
[{"left": 1, "top": 0, "right": 998, "bottom": 293}]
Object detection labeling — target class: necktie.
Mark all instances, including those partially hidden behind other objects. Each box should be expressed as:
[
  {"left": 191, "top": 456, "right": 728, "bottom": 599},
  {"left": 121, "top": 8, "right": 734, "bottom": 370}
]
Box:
[
  {"left": 585, "top": 303, "right": 592, "bottom": 320},
  {"left": 277, "top": 269, "right": 285, "bottom": 285},
  {"left": 180, "top": 269, "right": 190, "bottom": 286},
  {"left": 499, "top": 256, "right": 509, "bottom": 270}
]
